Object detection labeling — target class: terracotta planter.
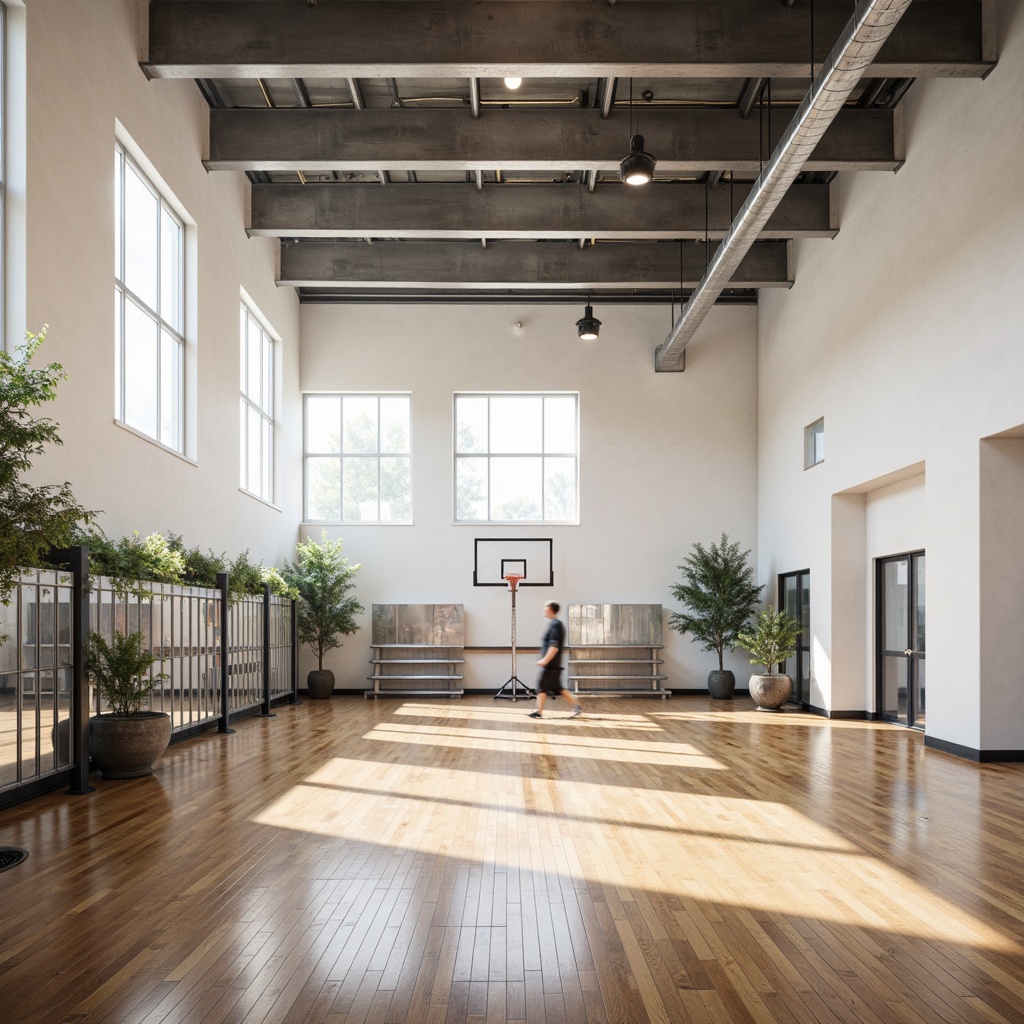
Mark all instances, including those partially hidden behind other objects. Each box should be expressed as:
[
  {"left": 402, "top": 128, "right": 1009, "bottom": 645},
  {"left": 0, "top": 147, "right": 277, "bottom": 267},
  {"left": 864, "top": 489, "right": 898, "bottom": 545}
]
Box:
[
  {"left": 749, "top": 673, "right": 793, "bottom": 712},
  {"left": 307, "top": 669, "right": 336, "bottom": 699},
  {"left": 707, "top": 669, "right": 736, "bottom": 700},
  {"left": 89, "top": 712, "right": 172, "bottom": 779}
]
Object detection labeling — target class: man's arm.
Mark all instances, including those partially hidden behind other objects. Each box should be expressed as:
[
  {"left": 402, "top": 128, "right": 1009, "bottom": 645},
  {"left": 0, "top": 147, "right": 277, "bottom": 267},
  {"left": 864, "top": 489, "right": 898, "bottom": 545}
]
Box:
[{"left": 537, "top": 643, "right": 559, "bottom": 667}]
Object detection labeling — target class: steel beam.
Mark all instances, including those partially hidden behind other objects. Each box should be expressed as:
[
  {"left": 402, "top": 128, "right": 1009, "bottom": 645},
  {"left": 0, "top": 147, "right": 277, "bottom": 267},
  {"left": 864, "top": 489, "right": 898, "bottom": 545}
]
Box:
[
  {"left": 208, "top": 107, "right": 902, "bottom": 173},
  {"left": 277, "top": 239, "right": 792, "bottom": 290},
  {"left": 656, "top": 0, "right": 912, "bottom": 371},
  {"left": 250, "top": 181, "right": 836, "bottom": 240},
  {"left": 145, "top": 1, "right": 994, "bottom": 79}
]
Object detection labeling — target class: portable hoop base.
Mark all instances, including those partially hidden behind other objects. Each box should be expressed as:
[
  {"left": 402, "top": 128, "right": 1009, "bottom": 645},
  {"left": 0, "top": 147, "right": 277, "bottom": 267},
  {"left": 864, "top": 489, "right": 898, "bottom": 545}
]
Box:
[{"left": 494, "top": 575, "right": 535, "bottom": 701}]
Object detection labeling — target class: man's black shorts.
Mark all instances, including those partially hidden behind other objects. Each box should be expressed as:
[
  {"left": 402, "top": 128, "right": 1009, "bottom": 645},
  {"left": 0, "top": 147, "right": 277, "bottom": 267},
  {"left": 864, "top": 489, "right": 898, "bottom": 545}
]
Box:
[{"left": 536, "top": 665, "right": 565, "bottom": 697}]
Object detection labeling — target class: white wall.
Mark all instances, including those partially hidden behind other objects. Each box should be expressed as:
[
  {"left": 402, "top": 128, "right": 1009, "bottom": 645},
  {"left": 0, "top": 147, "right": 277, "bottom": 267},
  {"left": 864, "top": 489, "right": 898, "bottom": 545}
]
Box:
[
  {"left": 758, "top": 1, "right": 1024, "bottom": 751},
  {"left": 14, "top": 0, "right": 301, "bottom": 567},
  {"left": 300, "top": 302, "right": 759, "bottom": 692}
]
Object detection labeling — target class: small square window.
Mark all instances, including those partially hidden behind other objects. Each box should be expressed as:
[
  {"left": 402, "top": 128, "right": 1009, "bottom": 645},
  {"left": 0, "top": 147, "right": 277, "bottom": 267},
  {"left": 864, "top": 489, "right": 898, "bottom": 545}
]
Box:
[{"left": 804, "top": 418, "right": 824, "bottom": 469}]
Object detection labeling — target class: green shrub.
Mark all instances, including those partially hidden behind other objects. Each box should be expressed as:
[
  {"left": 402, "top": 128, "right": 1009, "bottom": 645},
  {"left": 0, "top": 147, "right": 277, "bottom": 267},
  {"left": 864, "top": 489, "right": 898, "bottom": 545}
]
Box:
[
  {"left": 87, "top": 630, "right": 166, "bottom": 716},
  {"left": 71, "top": 527, "right": 185, "bottom": 598},
  {"left": 167, "top": 533, "right": 226, "bottom": 589},
  {"left": 0, "top": 326, "right": 96, "bottom": 600}
]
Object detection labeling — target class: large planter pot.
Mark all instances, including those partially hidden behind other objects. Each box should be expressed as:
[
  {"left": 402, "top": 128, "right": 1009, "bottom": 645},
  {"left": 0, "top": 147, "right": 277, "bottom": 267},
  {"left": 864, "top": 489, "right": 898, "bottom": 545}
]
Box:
[
  {"left": 307, "top": 669, "right": 336, "bottom": 699},
  {"left": 707, "top": 669, "right": 736, "bottom": 700},
  {"left": 89, "top": 712, "right": 172, "bottom": 779},
  {"left": 749, "top": 673, "right": 793, "bottom": 712}
]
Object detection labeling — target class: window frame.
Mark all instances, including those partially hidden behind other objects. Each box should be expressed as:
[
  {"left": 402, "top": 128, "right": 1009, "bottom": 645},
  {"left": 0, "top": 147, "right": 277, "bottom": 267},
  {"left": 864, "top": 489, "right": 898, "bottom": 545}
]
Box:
[
  {"left": 804, "top": 417, "right": 824, "bottom": 470},
  {"left": 303, "top": 392, "right": 413, "bottom": 525},
  {"left": 113, "top": 141, "right": 186, "bottom": 454},
  {"left": 239, "top": 299, "right": 276, "bottom": 504},
  {"left": 453, "top": 392, "right": 580, "bottom": 525}
]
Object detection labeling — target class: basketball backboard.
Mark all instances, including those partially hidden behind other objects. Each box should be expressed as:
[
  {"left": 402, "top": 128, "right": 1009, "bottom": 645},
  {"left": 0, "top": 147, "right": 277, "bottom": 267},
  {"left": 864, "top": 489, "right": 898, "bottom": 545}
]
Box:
[{"left": 473, "top": 538, "right": 554, "bottom": 587}]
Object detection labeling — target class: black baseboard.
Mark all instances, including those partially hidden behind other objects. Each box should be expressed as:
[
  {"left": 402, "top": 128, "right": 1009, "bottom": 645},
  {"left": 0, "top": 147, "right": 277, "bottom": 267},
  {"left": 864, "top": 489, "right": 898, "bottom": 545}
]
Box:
[
  {"left": 812, "top": 707, "right": 871, "bottom": 720},
  {"left": 924, "top": 735, "right": 1024, "bottom": 762}
]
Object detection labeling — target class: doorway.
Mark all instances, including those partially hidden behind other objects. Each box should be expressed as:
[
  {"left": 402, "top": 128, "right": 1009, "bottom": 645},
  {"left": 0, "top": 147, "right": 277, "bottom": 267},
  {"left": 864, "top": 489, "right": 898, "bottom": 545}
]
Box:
[
  {"left": 876, "top": 552, "right": 926, "bottom": 729},
  {"left": 779, "top": 570, "right": 810, "bottom": 705}
]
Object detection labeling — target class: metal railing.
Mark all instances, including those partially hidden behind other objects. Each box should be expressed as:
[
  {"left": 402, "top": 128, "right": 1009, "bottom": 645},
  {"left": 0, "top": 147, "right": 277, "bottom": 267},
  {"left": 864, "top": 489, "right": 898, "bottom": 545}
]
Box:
[
  {"left": 0, "top": 568, "right": 76, "bottom": 794},
  {"left": 0, "top": 550, "right": 298, "bottom": 808}
]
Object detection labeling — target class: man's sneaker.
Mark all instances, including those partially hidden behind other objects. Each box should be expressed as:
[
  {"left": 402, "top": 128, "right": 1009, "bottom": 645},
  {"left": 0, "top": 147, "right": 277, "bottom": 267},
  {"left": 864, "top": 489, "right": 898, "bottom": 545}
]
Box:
[
  {"left": 570, "top": 705, "right": 583, "bottom": 719},
  {"left": 528, "top": 711, "right": 542, "bottom": 719}
]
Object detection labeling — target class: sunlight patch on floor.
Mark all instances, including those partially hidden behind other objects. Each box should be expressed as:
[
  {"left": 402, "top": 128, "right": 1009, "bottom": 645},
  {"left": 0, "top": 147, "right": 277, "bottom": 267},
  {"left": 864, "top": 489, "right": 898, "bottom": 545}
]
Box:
[
  {"left": 392, "top": 702, "right": 664, "bottom": 729},
  {"left": 251, "top": 755, "right": 1018, "bottom": 952},
  {"left": 361, "top": 721, "right": 727, "bottom": 768}
]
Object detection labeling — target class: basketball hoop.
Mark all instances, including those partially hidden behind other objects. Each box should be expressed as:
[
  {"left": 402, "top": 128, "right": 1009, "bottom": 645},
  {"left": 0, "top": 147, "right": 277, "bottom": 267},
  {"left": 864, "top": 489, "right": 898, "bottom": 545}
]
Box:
[{"left": 503, "top": 574, "right": 524, "bottom": 592}]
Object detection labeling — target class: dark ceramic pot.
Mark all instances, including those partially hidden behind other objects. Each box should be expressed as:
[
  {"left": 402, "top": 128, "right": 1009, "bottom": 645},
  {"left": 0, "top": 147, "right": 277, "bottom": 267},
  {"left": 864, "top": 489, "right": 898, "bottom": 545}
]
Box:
[
  {"left": 307, "top": 669, "right": 336, "bottom": 699},
  {"left": 707, "top": 669, "right": 736, "bottom": 700},
  {"left": 88, "top": 712, "right": 172, "bottom": 779}
]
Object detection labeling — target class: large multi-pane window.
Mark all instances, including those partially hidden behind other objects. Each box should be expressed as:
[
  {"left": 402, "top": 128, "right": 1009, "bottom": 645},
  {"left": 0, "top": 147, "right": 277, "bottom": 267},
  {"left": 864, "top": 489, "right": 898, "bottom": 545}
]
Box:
[
  {"left": 455, "top": 393, "right": 578, "bottom": 523},
  {"left": 114, "top": 142, "right": 184, "bottom": 451},
  {"left": 239, "top": 302, "right": 275, "bottom": 502},
  {"left": 305, "top": 394, "right": 412, "bottom": 523}
]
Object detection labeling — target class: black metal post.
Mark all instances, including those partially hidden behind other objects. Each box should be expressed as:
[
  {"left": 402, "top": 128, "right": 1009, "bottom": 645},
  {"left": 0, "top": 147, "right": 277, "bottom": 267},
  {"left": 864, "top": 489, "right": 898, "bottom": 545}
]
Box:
[
  {"left": 260, "top": 584, "right": 275, "bottom": 717},
  {"left": 289, "top": 597, "right": 301, "bottom": 705},
  {"left": 52, "top": 546, "right": 94, "bottom": 795},
  {"left": 217, "top": 572, "right": 234, "bottom": 734}
]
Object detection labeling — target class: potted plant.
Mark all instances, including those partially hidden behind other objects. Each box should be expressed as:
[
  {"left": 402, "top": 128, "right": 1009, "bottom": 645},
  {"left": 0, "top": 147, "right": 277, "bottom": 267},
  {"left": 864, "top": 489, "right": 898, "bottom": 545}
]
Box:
[
  {"left": 736, "top": 607, "right": 802, "bottom": 711},
  {"left": 87, "top": 630, "right": 171, "bottom": 777},
  {"left": 668, "top": 533, "right": 763, "bottom": 699},
  {"left": 285, "top": 532, "right": 363, "bottom": 698}
]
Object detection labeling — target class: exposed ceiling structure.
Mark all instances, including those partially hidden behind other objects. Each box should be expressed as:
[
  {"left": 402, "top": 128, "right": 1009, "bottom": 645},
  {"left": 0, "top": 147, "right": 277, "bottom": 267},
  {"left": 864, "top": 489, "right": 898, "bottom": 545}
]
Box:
[{"left": 142, "top": 0, "right": 994, "bottom": 310}]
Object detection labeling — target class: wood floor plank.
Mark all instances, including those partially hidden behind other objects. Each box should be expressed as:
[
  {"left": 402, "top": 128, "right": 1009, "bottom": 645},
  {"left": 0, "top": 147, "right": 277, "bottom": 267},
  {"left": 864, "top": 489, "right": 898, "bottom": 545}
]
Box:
[{"left": 3, "top": 696, "right": 1024, "bottom": 1024}]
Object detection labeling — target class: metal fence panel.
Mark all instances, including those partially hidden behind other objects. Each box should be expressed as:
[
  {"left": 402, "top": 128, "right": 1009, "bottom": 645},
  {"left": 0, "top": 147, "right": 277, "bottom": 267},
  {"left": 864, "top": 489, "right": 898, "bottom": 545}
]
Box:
[
  {"left": 0, "top": 569, "right": 75, "bottom": 794},
  {"left": 88, "top": 576, "right": 225, "bottom": 733}
]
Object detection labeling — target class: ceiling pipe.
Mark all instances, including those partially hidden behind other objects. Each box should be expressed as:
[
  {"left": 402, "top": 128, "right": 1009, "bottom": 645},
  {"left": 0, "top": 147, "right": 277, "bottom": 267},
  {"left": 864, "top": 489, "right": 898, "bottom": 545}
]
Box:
[{"left": 655, "top": 0, "right": 913, "bottom": 372}]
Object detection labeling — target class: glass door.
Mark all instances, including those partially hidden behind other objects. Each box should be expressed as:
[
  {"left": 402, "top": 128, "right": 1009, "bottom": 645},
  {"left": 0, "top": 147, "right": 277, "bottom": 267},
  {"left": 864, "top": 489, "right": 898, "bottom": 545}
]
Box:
[
  {"left": 877, "top": 552, "right": 926, "bottom": 729},
  {"left": 779, "top": 570, "right": 810, "bottom": 705}
]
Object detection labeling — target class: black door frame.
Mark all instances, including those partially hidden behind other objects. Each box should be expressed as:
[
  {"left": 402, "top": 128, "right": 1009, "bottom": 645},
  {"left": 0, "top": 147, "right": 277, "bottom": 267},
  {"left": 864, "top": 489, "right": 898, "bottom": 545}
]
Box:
[
  {"left": 875, "top": 550, "right": 926, "bottom": 730},
  {"left": 778, "top": 569, "right": 810, "bottom": 706}
]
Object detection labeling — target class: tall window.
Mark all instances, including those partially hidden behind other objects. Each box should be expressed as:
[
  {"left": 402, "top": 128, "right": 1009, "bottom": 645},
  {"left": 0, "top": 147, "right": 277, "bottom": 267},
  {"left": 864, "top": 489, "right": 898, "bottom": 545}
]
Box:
[
  {"left": 305, "top": 394, "right": 412, "bottom": 523},
  {"left": 455, "top": 393, "right": 578, "bottom": 523},
  {"left": 0, "top": 3, "right": 6, "bottom": 342},
  {"left": 114, "top": 142, "right": 184, "bottom": 452},
  {"left": 239, "top": 302, "right": 275, "bottom": 502}
]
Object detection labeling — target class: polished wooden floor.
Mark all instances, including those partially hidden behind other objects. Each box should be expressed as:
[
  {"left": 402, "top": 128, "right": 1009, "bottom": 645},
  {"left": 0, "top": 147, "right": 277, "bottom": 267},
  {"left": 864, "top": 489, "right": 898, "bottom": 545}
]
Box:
[{"left": 2, "top": 696, "right": 1024, "bottom": 1024}]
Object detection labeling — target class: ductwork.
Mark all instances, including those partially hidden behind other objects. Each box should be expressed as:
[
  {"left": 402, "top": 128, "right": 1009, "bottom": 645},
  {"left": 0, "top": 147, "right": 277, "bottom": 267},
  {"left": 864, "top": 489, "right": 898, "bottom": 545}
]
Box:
[{"left": 655, "top": 0, "right": 914, "bottom": 372}]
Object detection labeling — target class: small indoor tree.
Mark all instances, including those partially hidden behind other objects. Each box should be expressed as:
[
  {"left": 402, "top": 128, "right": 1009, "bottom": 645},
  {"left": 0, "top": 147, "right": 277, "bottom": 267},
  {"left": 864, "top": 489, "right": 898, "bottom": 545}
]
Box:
[
  {"left": 736, "top": 607, "right": 803, "bottom": 711},
  {"left": 668, "top": 533, "right": 763, "bottom": 698},
  {"left": 286, "top": 532, "right": 364, "bottom": 698},
  {"left": 0, "top": 326, "right": 95, "bottom": 601}
]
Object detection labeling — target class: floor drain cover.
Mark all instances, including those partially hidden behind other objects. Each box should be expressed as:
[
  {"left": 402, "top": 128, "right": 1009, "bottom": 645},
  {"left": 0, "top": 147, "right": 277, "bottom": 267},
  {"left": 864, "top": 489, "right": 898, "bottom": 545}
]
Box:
[{"left": 0, "top": 847, "right": 29, "bottom": 872}]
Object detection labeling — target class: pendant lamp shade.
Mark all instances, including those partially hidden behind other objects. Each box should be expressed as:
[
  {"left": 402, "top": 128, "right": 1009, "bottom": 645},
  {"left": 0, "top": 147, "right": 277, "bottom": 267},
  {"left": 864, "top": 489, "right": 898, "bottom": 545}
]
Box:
[
  {"left": 576, "top": 304, "right": 601, "bottom": 340},
  {"left": 620, "top": 134, "right": 656, "bottom": 186}
]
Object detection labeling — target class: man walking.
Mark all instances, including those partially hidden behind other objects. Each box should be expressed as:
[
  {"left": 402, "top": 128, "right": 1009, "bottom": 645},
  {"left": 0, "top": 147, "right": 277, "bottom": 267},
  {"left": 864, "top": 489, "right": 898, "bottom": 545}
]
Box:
[{"left": 528, "top": 601, "right": 583, "bottom": 719}]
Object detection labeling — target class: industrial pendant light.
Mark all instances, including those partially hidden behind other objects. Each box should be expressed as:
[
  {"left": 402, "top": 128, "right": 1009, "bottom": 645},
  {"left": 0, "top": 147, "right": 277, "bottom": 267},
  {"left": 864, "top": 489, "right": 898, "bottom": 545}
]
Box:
[
  {"left": 576, "top": 295, "right": 601, "bottom": 340},
  {"left": 620, "top": 79, "right": 656, "bottom": 186},
  {"left": 504, "top": 76, "right": 522, "bottom": 90}
]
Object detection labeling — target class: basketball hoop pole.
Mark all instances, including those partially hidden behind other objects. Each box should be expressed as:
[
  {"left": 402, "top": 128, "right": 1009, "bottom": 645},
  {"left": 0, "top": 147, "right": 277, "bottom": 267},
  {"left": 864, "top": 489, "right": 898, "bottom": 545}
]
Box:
[{"left": 494, "top": 575, "right": 535, "bottom": 701}]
